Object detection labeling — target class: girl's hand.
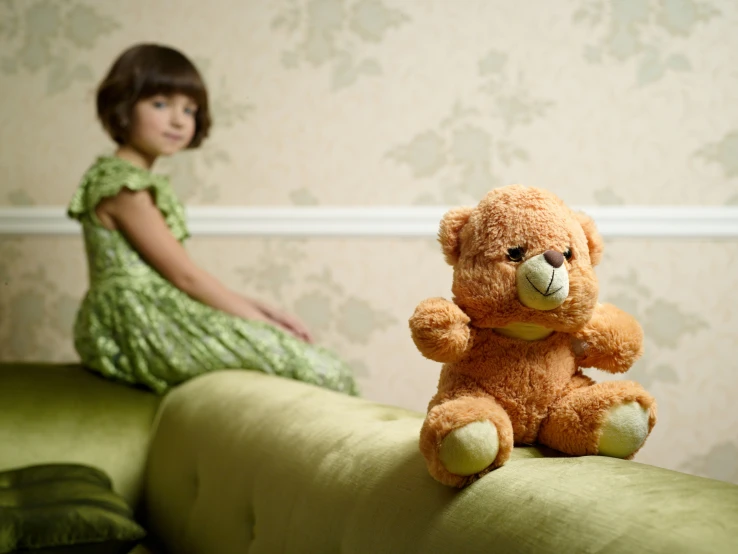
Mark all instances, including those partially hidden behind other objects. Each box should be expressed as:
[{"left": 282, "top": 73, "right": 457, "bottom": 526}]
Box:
[
  {"left": 236, "top": 301, "right": 278, "bottom": 326},
  {"left": 249, "top": 298, "right": 314, "bottom": 343}
]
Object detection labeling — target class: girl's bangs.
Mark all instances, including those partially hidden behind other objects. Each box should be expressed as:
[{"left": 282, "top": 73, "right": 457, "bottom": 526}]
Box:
[{"left": 140, "top": 65, "right": 207, "bottom": 107}]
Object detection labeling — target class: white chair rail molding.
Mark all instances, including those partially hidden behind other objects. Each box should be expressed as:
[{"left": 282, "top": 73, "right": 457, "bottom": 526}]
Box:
[{"left": 1, "top": 205, "right": 738, "bottom": 238}]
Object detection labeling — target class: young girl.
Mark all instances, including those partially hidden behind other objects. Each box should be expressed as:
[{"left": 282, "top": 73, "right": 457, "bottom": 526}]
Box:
[{"left": 67, "top": 43, "right": 358, "bottom": 396}]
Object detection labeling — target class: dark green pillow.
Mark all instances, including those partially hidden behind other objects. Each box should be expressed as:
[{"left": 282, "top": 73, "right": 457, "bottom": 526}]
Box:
[{"left": 0, "top": 464, "right": 146, "bottom": 554}]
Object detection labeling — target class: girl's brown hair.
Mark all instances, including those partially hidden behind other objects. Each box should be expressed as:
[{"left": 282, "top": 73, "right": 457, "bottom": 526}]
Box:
[{"left": 96, "top": 43, "right": 211, "bottom": 148}]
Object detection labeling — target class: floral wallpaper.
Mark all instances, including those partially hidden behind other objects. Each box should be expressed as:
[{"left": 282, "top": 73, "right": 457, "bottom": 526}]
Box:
[
  {"left": 272, "top": 0, "right": 410, "bottom": 90},
  {"left": 1, "top": 0, "right": 737, "bottom": 484}
]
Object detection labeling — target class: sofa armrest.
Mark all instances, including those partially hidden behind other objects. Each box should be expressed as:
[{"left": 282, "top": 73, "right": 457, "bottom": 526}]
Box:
[{"left": 143, "top": 371, "right": 738, "bottom": 554}]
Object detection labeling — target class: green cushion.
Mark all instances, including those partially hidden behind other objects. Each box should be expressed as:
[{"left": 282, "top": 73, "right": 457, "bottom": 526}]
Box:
[
  {"left": 0, "top": 463, "right": 146, "bottom": 553},
  {"left": 0, "top": 363, "right": 161, "bottom": 509}
]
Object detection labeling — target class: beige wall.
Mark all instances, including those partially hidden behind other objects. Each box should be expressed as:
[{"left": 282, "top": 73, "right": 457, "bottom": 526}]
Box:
[{"left": 1, "top": 0, "right": 737, "bottom": 484}]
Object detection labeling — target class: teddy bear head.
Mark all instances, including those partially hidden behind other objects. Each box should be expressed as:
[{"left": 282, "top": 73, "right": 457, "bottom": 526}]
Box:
[{"left": 439, "top": 185, "right": 603, "bottom": 333}]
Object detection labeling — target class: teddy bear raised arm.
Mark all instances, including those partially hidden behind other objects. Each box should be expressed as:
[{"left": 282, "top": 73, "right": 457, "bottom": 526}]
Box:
[{"left": 410, "top": 185, "right": 656, "bottom": 488}]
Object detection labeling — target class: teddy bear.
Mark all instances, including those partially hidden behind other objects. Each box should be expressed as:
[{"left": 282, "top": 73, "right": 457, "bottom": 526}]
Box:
[{"left": 409, "top": 185, "right": 657, "bottom": 488}]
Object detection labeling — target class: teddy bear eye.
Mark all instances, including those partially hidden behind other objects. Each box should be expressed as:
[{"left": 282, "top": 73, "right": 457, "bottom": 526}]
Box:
[
  {"left": 563, "top": 248, "right": 572, "bottom": 260},
  {"left": 507, "top": 246, "right": 525, "bottom": 262}
]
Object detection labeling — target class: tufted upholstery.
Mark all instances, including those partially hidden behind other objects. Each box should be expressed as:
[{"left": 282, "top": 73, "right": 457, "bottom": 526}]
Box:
[
  {"left": 143, "top": 370, "right": 738, "bottom": 554},
  {"left": 3, "top": 363, "right": 737, "bottom": 553}
]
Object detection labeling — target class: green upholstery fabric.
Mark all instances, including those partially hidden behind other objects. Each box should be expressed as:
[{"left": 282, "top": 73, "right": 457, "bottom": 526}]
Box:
[
  {"left": 145, "top": 370, "right": 738, "bottom": 554},
  {"left": 0, "top": 364, "right": 161, "bottom": 508},
  {"left": 3, "top": 363, "right": 737, "bottom": 553},
  {"left": 0, "top": 463, "right": 145, "bottom": 553}
]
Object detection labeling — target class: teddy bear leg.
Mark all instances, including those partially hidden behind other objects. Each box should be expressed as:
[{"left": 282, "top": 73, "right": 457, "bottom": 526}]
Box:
[
  {"left": 538, "top": 380, "right": 656, "bottom": 459},
  {"left": 420, "top": 395, "right": 514, "bottom": 487}
]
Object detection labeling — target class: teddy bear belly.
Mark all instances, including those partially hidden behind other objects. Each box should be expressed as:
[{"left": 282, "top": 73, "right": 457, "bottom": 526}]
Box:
[
  {"left": 479, "top": 371, "right": 574, "bottom": 445},
  {"left": 440, "top": 340, "right": 578, "bottom": 445},
  {"left": 495, "top": 393, "right": 559, "bottom": 445}
]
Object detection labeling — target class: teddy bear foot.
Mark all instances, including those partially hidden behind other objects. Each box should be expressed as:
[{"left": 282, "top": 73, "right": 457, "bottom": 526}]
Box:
[
  {"left": 438, "top": 421, "right": 499, "bottom": 476},
  {"left": 598, "top": 401, "right": 650, "bottom": 459}
]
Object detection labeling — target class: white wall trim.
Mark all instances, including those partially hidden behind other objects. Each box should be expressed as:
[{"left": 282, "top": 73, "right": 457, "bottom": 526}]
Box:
[{"left": 1, "top": 205, "right": 738, "bottom": 238}]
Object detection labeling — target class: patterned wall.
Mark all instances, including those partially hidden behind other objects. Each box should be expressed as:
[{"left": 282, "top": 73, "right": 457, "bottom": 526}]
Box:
[{"left": 1, "top": 0, "right": 737, "bottom": 484}]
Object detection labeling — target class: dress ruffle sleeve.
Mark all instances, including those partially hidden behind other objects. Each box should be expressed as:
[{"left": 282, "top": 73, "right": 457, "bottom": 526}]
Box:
[{"left": 67, "top": 156, "right": 189, "bottom": 241}]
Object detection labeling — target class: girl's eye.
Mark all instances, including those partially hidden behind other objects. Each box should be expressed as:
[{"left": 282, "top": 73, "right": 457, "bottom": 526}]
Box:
[
  {"left": 184, "top": 106, "right": 197, "bottom": 115},
  {"left": 507, "top": 246, "right": 525, "bottom": 262},
  {"left": 563, "top": 248, "right": 572, "bottom": 260},
  {"left": 152, "top": 100, "right": 167, "bottom": 109}
]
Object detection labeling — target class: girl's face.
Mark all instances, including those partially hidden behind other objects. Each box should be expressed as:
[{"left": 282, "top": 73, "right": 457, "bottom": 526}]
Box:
[{"left": 127, "top": 94, "right": 198, "bottom": 158}]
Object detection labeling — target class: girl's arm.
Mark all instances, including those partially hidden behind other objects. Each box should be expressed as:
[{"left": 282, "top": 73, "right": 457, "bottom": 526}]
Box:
[{"left": 99, "top": 188, "right": 273, "bottom": 324}]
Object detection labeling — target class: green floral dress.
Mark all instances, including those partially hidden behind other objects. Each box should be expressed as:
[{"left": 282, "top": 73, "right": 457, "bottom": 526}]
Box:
[{"left": 67, "top": 156, "right": 358, "bottom": 396}]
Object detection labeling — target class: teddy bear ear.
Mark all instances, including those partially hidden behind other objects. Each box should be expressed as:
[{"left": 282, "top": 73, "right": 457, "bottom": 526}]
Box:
[
  {"left": 574, "top": 212, "right": 604, "bottom": 266},
  {"left": 438, "top": 206, "right": 474, "bottom": 265}
]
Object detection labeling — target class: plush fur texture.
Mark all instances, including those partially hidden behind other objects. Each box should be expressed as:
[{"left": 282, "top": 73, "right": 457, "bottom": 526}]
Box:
[{"left": 410, "top": 185, "right": 656, "bottom": 487}]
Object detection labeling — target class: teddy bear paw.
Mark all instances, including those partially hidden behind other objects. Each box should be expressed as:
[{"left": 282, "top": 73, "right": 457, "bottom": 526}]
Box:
[
  {"left": 438, "top": 420, "right": 499, "bottom": 476},
  {"left": 598, "top": 402, "right": 650, "bottom": 459}
]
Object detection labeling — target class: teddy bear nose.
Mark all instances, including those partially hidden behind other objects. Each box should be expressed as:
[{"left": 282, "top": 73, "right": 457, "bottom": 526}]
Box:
[{"left": 543, "top": 250, "right": 564, "bottom": 268}]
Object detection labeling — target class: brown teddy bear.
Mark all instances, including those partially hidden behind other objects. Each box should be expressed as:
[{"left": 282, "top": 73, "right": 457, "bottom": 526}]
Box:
[{"left": 410, "top": 185, "right": 657, "bottom": 487}]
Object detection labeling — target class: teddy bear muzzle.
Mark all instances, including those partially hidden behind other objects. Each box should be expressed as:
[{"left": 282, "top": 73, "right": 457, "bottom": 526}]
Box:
[{"left": 516, "top": 250, "right": 569, "bottom": 311}]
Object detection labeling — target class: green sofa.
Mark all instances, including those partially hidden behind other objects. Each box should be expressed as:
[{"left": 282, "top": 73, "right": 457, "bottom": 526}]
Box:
[{"left": 2, "top": 363, "right": 737, "bottom": 553}]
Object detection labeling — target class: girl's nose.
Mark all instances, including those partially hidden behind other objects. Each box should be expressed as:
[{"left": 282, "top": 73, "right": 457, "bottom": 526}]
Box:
[{"left": 171, "top": 113, "right": 184, "bottom": 127}]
